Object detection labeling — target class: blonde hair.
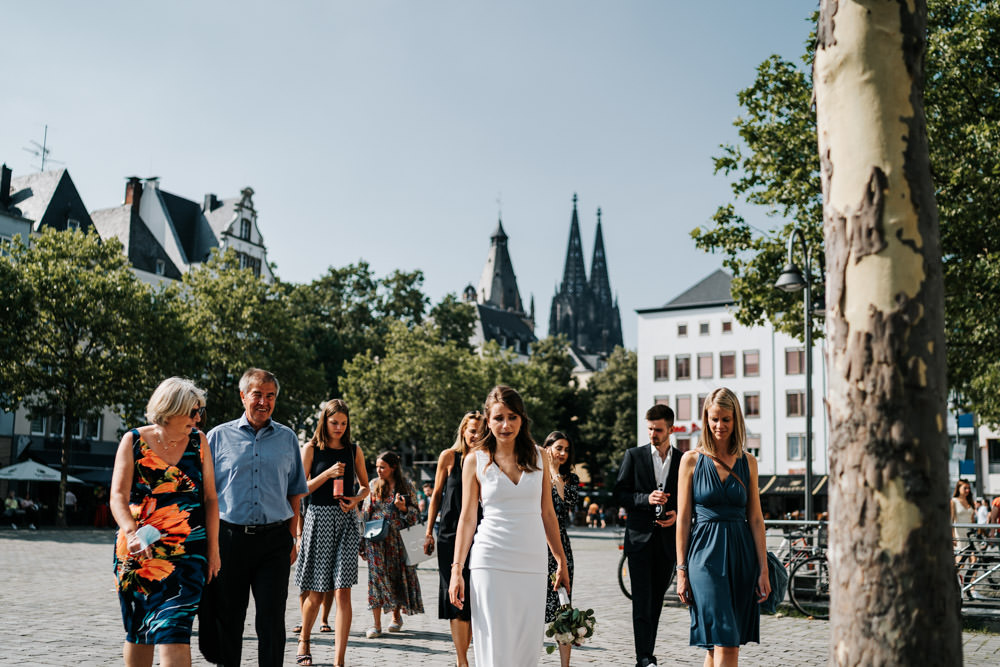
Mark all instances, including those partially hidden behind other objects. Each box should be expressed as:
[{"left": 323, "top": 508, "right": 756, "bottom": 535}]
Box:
[
  {"left": 146, "top": 377, "right": 206, "bottom": 426},
  {"left": 451, "top": 411, "right": 482, "bottom": 456},
  {"left": 697, "top": 387, "right": 746, "bottom": 457}
]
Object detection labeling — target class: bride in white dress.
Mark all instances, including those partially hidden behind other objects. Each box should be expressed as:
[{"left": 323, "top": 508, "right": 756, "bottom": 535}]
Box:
[{"left": 449, "top": 386, "right": 570, "bottom": 667}]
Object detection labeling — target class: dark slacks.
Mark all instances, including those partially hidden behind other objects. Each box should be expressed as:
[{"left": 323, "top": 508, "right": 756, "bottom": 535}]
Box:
[
  {"left": 627, "top": 532, "right": 676, "bottom": 667},
  {"left": 215, "top": 521, "right": 293, "bottom": 667}
]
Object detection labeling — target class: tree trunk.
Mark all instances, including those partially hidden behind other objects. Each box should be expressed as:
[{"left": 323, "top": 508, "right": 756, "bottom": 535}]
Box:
[
  {"left": 57, "top": 406, "right": 72, "bottom": 529},
  {"left": 815, "top": 1, "right": 961, "bottom": 664}
]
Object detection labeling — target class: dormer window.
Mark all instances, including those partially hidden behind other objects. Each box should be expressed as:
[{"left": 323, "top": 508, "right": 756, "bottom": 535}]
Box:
[
  {"left": 67, "top": 218, "right": 80, "bottom": 231},
  {"left": 155, "top": 259, "right": 165, "bottom": 275}
]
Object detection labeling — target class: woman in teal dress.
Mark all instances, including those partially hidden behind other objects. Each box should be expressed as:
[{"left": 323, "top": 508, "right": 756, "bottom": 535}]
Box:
[
  {"left": 675, "top": 387, "right": 770, "bottom": 667},
  {"left": 110, "top": 377, "right": 221, "bottom": 667}
]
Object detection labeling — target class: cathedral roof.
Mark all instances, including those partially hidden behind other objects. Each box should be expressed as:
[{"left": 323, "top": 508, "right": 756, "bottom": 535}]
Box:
[
  {"left": 559, "top": 194, "right": 590, "bottom": 300},
  {"left": 589, "top": 208, "right": 612, "bottom": 309},
  {"left": 477, "top": 216, "right": 526, "bottom": 315}
]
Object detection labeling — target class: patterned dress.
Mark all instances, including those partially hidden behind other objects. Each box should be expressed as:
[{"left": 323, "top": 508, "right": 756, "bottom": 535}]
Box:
[
  {"left": 113, "top": 429, "right": 207, "bottom": 644},
  {"left": 545, "top": 471, "right": 579, "bottom": 622},
  {"left": 361, "top": 484, "right": 424, "bottom": 614}
]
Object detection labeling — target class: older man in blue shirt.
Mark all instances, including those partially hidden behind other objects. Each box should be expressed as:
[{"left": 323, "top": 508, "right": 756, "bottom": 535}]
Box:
[{"left": 207, "top": 368, "right": 308, "bottom": 667}]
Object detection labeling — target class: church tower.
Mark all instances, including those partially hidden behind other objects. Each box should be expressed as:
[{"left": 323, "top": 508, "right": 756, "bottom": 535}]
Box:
[{"left": 549, "top": 194, "right": 623, "bottom": 356}]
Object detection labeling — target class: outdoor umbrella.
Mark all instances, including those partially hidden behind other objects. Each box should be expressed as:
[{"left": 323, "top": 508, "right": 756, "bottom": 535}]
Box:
[{"left": 0, "top": 460, "right": 83, "bottom": 484}]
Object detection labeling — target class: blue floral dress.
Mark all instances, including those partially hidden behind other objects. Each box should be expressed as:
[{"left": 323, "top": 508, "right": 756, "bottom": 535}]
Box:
[{"left": 113, "top": 429, "right": 207, "bottom": 644}]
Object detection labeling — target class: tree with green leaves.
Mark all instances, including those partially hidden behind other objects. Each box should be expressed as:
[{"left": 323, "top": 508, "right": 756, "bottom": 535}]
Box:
[
  {"left": 578, "top": 347, "right": 637, "bottom": 485},
  {"left": 693, "top": 0, "right": 1000, "bottom": 423},
  {"left": 173, "top": 249, "right": 322, "bottom": 431},
  {"left": 4, "top": 229, "right": 163, "bottom": 526}
]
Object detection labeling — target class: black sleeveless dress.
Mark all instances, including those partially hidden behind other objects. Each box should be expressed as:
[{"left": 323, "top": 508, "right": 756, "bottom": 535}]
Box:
[{"left": 437, "top": 450, "right": 472, "bottom": 620}]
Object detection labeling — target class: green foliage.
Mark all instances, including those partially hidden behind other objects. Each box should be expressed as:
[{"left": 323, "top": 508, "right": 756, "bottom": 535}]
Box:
[
  {"left": 428, "top": 294, "right": 477, "bottom": 348},
  {"left": 174, "top": 249, "right": 322, "bottom": 431},
  {"left": 694, "top": 0, "right": 1000, "bottom": 424},
  {"left": 0, "top": 243, "right": 34, "bottom": 410},
  {"left": 579, "top": 347, "right": 637, "bottom": 483}
]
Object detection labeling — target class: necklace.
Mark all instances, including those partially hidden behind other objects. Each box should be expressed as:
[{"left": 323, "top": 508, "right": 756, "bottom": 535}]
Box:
[{"left": 155, "top": 427, "right": 184, "bottom": 450}]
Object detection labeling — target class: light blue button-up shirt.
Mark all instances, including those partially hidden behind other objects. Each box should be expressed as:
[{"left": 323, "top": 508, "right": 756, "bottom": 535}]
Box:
[{"left": 207, "top": 413, "right": 308, "bottom": 525}]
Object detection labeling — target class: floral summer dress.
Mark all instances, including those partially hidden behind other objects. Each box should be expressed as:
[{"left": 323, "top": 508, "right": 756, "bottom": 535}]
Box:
[
  {"left": 361, "top": 485, "right": 424, "bottom": 614},
  {"left": 545, "top": 471, "right": 579, "bottom": 622},
  {"left": 113, "top": 429, "right": 207, "bottom": 644}
]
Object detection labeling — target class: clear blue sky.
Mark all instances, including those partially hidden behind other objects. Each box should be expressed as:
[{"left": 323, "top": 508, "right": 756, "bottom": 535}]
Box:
[{"left": 1, "top": 1, "right": 814, "bottom": 348}]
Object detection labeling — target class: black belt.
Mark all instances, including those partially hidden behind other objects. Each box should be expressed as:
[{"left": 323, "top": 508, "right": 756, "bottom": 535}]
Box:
[{"left": 222, "top": 519, "right": 288, "bottom": 535}]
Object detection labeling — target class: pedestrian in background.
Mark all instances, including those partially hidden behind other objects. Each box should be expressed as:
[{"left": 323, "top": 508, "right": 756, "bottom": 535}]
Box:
[
  {"left": 361, "top": 451, "right": 423, "bottom": 638},
  {"left": 424, "top": 410, "right": 482, "bottom": 667},
  {"left": 206, "top": 368, "right": 308, "bottom": 667},
  {"left": 544, "top": 430, "right": 580, "bottom": 667},
  {"left": 294, "top": 399, "right": 369, "bottom": 667},
  {"left": 448, "top": 385, "right": 569, "bottom": 667},
  {"left": 676, "top": 387, "right": 769, "bottom": 667},
  {"left": 614, "top": 403, "right": 681, "bottom": 667},
  {"left": 110, "top": 377, "right": 220, "bottom": 667}
]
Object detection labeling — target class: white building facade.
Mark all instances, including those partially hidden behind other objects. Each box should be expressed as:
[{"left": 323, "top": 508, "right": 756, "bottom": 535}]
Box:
[{"left": 637, "top": 270, "right": 829, "bottom": 513}]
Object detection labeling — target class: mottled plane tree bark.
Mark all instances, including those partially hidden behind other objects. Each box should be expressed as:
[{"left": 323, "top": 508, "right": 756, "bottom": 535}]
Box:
[{"left": 815, "top": 1, "right": 961, "bottom": 664}]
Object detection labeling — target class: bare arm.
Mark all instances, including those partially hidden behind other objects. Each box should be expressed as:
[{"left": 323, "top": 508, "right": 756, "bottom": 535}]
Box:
[
  {"left": 675, "top": 451, "right": 697, "bottom": 605},
  {"left": 540, "top": 448, "right": 570, "bottom": 592},
  {"left": 424, "top": 448, "right": 452, "bottom": 553},
  {"left": 110, "top": 431, "right": 143, "bottom": 554},
  {"left": 745, "top": 453, "right": 771, "bottom": 602},
  {"left": 448, "top": 451, "right": 481, "bottom": 609},
  {"left": 200, "top": 432, "right": 221, "bottom": 582},
  {"left": 340, "top": 446, "right": 370, "bottom": 512}
]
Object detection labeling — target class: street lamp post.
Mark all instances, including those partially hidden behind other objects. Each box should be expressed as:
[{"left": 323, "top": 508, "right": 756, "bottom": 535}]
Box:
[{"left": 775, "top": 228, "right": 815, "bottom": 521}]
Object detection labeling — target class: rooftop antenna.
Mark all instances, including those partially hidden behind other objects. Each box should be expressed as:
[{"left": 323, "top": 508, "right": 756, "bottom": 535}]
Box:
[{"left": 22, "top": 125, "right": 64, "bottom": 172}]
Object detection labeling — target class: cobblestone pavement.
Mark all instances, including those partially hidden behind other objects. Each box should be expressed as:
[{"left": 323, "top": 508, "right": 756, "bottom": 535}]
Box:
[{"left": 1, "top": 528, "right": 998, "bottom": 666}]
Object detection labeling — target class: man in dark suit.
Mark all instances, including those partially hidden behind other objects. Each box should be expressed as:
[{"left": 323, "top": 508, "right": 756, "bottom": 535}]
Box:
[{"left": 614, "top": 404, "right": 681, "bottom": 667}]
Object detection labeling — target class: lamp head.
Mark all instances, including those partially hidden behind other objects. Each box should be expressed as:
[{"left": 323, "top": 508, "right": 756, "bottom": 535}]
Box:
[{"left": 775, "top": 264, "right": 806, "bottom": 292}]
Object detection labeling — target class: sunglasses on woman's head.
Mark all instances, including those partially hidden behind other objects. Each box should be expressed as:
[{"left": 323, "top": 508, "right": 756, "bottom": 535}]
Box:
[{"left": 189, "top": 406, "right": 206, "bottom": 420}]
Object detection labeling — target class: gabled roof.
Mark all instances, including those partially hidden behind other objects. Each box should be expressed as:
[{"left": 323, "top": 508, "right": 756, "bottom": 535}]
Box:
[
  {"left": 7, "top": 169, "right": 65, "bottom": 225},
  {"left": 477, "top": 216, "right": 526, "bottom": 314},
  {"left": 476, "top": 303, "right": 537, "bottom": 345},
  {"left": 91, "top": 204, "right": 183, "bottom": 280},
  {"left": 638, "top": 269, "right": 733, "bottom": 313}
]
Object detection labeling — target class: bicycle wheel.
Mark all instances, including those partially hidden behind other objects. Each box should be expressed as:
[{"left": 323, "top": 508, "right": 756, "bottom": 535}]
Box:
[
  {"left": 618, "top": 551, "right": 632, "bottom": 600},
  {"left": 788, "top": 554, "right": 830, "bottom": 619}
]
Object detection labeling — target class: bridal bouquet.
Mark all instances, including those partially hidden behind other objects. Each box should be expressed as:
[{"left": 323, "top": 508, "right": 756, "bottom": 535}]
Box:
[{"left": 545, "top": 586, "right": 597, "bottom": 653}]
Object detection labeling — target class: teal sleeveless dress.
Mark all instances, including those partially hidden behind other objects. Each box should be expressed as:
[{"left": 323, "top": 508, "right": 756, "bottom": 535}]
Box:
[{"left": 687, "top": 453, "right": 760, "bottom": 649}]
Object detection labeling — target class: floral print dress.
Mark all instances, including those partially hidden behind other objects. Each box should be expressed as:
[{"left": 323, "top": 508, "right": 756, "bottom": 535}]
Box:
[
  {"left": 113, "top": 429, "right": 207, "bottom": 644},
  {"left": 545, "top": 471, "right": 579, "bottom": 622},
  {"left": 361, "top": 485, "right": 424, "bottom": 614}
]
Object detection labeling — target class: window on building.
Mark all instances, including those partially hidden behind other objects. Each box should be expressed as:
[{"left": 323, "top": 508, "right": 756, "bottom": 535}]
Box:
[
  {"left": 678, "top": 323, "right": 688, "bottom": 337},
  {"left": 722, "top": 320, "right": 733, "bottom": 333},
  {"left": 989, "top": 439, "right": 1000, "bottom": 472},
  {"left": 787, "top": 390, "right": 806, "bottom": 417},
  {"left": 743, "top": 350, "right": 760, "bottom": 377},
  {"left": 240, "top": 219, "right": 251, "bottom": 240},
  {"left": 720, "top": 352, "right": 736, "bottom": 378},
  {"left": 744, "top": 392, "right": 761, "bottom": 418},
  {"left": 654, "top": 356, "right": 670, "bottom": 381},
  {"left": 0, "top": 234, "right": 12, "bottom": 257},
  {"left": 675, "top": 355, "right": 691, "bottom": 380},
  {"left": 697, "top": 353, "right": 713, "bottom": 379},
  {"left": 747, "top": 434, "right": 762, "bottom": 459},
  {"left": 238, "top": 252, "right": 262, "bottom": 278},
  {"left": 697, "top": 394, "right": 707, "bottom": 419},
  {"left": 30, "top": 416, "right": 45, "bottom": 435},
  {"left": 155, "top": 259, "right": 165, "bottom": 275},
  {"left": 655, "top": 395, "right": 671, "bottom": 408},
  {"left": 676, "top": 395, "right": 692, "bottom": 421},
  {"left": 788, "top": 433, "right": 806, "bottom": 461},
  {"left": 699, "top": 322, "right": 710, "bottom": 336},
  {"left": 49, "top": 416, "right": 64, "bottom": 436},
  {"left": 786, "top": 347, "right": 805, "bottom": 375},
  {"left": 83, "top": 417, "right": 102, "bottom": 440},
  {"left": 66, "top": 218, "right": 80, "bottom": 231},
  {"left": 676, "top": 437, "right": 692, "bottom": 452}
]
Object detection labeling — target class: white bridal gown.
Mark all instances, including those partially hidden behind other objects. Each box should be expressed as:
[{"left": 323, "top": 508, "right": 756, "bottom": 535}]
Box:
[{"left": 469, "top": 446, "right": 547, "bottom": 667}]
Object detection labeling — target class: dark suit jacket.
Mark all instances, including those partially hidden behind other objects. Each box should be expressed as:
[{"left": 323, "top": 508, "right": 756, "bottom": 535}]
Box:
[{"left": 613, "top": 444, "right": 682, "bottom": 554}]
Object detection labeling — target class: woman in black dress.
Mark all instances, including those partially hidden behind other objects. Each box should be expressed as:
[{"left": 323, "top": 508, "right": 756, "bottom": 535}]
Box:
[
  {"left": 543, "top": 431, "right": 580, "bottom": 667},
  {"left": 424, "top": 410, "right": 481, "bottom": 667}
]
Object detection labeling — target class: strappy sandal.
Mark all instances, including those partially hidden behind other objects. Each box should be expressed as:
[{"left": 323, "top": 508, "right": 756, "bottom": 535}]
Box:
[
  {"left": 320, "top": 623, "right": 333, "bottom": 633},
  {"left": 292, "top": 624, "right": 302, "bottom": 634},
  {"left": 296, "top": 639, "right": 312, "bottom": 665}
]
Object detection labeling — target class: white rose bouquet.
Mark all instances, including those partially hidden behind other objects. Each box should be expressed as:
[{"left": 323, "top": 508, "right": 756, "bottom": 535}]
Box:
[{"left": 544, "top": 585, "right": 597, "bottom": 653}]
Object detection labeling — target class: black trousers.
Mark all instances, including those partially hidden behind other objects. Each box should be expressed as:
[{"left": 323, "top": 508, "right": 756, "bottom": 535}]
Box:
[
  {"left": 627, "top": 534, "right": 676, "bottom": 667},
  {"left": 215, "top": 521, "right": 293, "bottom": 667}
]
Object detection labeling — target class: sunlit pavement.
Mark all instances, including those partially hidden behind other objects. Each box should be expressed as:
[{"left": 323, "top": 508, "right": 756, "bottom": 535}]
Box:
[{"left": 1, "top": 527, "right": 998, "bottom": 666}]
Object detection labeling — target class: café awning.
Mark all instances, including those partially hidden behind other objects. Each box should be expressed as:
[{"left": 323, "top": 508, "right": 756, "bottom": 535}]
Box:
[
  {"left": 758, "top": 474, "right": 828, "bottom": 496},
  {"left": 0, "top": 460, "right": 83, "bottom": 484}
]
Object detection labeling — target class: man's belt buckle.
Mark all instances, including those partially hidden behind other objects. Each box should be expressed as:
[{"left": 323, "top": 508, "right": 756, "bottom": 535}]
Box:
[{"left": 244, "top": 524, "right": 260, "bottom": 534}]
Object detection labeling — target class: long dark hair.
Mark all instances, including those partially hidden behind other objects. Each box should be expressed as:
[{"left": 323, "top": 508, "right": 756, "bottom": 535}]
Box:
[
  {"left": 372, "top": 451, "right": 415, "bottom": 502},
  {"left": 954, "top": 479, "right": 972, "bottom": 501},
  {"left": 543, "top": 431, "right": 575, "bottom": 477},
  {"left": 311, "top": 399, "right": 351, "bottom": 450},
  {"left": 478, "top": 385, "right": 540, "bottom": 472}
]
